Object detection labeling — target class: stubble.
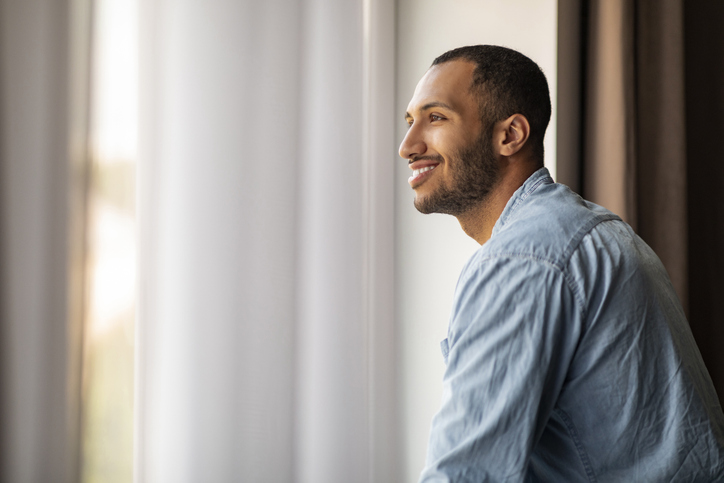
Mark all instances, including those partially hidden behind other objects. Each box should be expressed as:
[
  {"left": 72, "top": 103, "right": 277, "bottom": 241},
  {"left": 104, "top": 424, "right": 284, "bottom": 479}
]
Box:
[{"left": 414, "top": 129, "right": 500, "bottom": 216}]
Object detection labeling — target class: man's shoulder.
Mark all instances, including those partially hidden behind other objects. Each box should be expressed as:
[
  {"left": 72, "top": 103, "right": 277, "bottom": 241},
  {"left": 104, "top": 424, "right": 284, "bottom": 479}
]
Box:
[
  {"left": 453, "top": 179, "right": 625, "bottom": 309},
  {"left": 480, "top": 180, "right": 621, "bottom": 270}
]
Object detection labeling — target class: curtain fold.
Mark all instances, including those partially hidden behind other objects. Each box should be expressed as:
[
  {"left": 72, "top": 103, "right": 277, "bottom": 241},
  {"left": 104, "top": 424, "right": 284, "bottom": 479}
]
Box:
[
  {"left": 558, "top": 0, "right": 724, "bottom": 401},
  {"left": 582, "top": 0, "right": 638, "bottom": 227},
  {"left": 634, "top": 0, "right": 689, "bottom": 309},
  {"left": 136, "top": 1, "right": 397, "bottom": 481},
  {"left": 0, "top": 1, "right": 89, "bottom": 482}
]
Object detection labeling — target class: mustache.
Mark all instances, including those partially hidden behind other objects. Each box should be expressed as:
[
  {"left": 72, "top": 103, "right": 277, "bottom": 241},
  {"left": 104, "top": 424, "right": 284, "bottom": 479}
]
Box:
[{"left": 409, "top": 154, "right": 444, "bottom": 165}]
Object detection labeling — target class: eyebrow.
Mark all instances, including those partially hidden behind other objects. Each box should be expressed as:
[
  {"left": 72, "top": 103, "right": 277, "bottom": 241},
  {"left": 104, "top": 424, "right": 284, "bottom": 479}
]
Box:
[{"left": 405, "top": 101, "right": 455, "bottom": 120}]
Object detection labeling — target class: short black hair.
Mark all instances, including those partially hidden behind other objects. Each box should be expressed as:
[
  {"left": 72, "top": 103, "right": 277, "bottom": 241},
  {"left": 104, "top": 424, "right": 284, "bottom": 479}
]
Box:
[{"left": 432, "top": 45, "right": 551, "bottom": 164}]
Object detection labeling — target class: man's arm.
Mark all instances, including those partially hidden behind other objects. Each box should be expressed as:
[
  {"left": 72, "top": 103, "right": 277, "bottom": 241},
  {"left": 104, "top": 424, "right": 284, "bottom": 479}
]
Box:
[{"left": 420, "top": 255, "right": 582, "bottom": 482}]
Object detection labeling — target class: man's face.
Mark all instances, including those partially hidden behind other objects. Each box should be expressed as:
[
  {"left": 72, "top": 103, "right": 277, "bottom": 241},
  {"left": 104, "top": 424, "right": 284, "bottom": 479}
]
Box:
[{"left": 399, "top": 60, "right": 500, "bottom": 216}]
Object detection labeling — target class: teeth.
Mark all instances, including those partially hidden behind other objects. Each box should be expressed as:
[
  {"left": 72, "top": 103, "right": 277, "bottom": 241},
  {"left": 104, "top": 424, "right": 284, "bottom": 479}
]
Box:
[{"left": 412, "top": 165, "right": 436, "bottom": 177}]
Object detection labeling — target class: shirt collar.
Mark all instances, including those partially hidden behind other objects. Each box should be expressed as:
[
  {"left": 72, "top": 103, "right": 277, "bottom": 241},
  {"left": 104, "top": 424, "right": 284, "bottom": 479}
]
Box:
[{"left": 491, "top": 167, "right": 553, "bottom": 238}]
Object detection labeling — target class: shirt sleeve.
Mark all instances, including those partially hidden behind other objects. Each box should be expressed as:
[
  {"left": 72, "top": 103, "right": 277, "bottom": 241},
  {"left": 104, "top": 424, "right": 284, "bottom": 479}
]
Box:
[{"left": 419, "top": 255, "right": 582, "bottom": 483}]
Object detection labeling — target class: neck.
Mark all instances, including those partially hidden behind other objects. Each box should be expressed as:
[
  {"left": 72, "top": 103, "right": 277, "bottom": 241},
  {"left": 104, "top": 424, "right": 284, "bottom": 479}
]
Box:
[{"left": 456, "top": 162, "right": 540, "bottom": 244}]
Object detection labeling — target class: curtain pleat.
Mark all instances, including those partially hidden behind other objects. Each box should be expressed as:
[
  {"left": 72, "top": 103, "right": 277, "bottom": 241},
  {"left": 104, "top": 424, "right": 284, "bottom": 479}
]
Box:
[
  {"left": 634, "top": 0, "right": 688, "bottom": 308},
  {"left": 0, "top": 1, "right": 88, "bottom": 482},
  {"left": 583, "top": 0, "right": 638, "bottom": 226},
  {"left": 136, "top": 1, "right": 397, "bottom": 481}
]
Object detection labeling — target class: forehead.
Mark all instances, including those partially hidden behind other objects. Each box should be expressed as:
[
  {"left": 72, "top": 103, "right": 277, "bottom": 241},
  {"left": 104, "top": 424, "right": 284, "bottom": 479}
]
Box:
[{"left": 406, "top": 60, "right": 478, "bottom": 115}]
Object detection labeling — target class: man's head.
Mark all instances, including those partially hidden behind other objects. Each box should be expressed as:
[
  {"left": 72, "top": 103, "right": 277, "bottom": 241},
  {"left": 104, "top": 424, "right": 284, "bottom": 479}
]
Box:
[
  {"left": 431, "top": 45, "right": 551, "bottom": 164},
  {"left": 399, "top": 45, "right": 551, "bottom": 218}
]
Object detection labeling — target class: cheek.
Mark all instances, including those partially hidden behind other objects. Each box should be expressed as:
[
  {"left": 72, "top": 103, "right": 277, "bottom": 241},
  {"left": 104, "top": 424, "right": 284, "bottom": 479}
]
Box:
[
  {"left": 428, "top": 141, "right": 451, "bottom": 162},
  {"left": 434, "top": 129, "right": 475, "bottom": 153}
]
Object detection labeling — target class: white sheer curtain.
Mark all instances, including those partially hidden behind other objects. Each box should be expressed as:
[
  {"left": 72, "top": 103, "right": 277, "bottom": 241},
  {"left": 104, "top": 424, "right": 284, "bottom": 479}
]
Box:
[{"left": 136, "top": 1, "right": 397, "bottom": 482}]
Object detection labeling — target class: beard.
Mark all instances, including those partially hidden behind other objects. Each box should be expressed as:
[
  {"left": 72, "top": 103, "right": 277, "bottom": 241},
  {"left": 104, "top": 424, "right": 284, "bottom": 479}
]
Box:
[{"left": 414, "top": 129, "right": 500, "bottom": 216}]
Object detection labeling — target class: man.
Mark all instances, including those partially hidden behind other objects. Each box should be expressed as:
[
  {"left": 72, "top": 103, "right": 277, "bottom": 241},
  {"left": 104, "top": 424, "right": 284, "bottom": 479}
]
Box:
[{"left": 400, "top": 45, "right": 724, "bottom": 482}]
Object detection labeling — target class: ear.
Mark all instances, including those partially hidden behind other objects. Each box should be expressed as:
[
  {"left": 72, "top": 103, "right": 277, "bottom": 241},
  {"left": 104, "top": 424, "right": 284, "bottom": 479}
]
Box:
[{"left": 495, "top": 114, "right": 530, "bottom": 157}]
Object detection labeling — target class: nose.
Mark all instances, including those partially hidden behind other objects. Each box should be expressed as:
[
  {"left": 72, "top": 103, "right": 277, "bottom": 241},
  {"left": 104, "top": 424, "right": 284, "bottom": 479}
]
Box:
[{"left": 398, "top": 124, "right": 427, "bottom": 161}]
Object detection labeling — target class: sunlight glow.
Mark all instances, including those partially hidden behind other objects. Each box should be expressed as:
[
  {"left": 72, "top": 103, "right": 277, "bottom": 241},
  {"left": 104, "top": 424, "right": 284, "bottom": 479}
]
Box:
[{"left": 82, "top": 0, "right": 137, "bottom": 482}]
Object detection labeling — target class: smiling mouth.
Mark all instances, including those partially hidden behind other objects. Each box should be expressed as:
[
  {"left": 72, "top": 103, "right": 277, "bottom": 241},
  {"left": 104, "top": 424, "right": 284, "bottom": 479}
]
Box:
[{"left": 408, "top": 164, "right": 438, "bottom": 186}]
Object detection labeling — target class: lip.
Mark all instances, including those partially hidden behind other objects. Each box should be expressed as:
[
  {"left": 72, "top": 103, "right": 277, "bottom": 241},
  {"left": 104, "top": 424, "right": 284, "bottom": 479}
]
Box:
[
  {"left": 408, "top": 159, "right": 440, "bottom": 188},
  {"left": 407, "top": 162, "right": 440, "bottom": 189}
]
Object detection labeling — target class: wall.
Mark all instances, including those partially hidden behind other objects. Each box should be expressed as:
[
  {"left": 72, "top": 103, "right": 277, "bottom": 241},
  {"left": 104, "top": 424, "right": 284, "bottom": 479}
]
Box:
[{"left": 394, "top": 1, "right": 559, "bottom": 480}]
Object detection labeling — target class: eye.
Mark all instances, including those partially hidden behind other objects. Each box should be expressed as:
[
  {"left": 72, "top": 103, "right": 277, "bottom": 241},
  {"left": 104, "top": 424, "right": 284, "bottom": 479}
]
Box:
[{"left": 430, "top": 114, "right": 445, "bottom": 122}]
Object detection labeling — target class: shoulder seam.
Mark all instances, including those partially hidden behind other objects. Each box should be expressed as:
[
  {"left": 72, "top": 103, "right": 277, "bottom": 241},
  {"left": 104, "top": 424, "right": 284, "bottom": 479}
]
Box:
[{"left": 560, "top": 213, "right": 620, "bottom": 266}]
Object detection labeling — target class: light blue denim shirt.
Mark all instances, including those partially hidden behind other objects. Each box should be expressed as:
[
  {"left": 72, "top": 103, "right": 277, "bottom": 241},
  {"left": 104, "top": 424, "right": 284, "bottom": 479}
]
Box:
[{"left": 420, "top": 168, "right": 724, "bottom": 482}]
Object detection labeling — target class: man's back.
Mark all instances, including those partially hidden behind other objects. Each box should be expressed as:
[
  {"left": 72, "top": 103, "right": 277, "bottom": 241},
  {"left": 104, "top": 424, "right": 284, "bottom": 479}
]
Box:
[{"left": 423, "top": 168, "right": 724, "bottom": 481}]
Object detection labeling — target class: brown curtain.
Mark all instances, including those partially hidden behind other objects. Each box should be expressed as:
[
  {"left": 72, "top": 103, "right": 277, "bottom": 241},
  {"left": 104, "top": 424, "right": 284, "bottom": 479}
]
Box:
[{"left": 557, "top": 0, "right": 724, "bottom": 401}]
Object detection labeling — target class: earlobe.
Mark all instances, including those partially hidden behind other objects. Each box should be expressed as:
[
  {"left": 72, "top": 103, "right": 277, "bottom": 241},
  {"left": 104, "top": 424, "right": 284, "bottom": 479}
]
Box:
[{"left": 499, "top": 114, "right": 530, "bottom": 157}]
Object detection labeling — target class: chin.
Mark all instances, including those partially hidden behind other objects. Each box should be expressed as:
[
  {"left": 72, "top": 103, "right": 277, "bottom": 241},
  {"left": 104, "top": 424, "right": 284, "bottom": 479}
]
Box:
[
  {"left": 414, "top": 195, "right": 452, "bottom": 215},
  {"left": 414, "top": 188, "right": 484, "bottom": 217},
  {"left": 413, "top": 194, "right": 435, "bottom": 214},
  {"left": 414, "top": 202, "right": 435, "bottom": 215}
]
